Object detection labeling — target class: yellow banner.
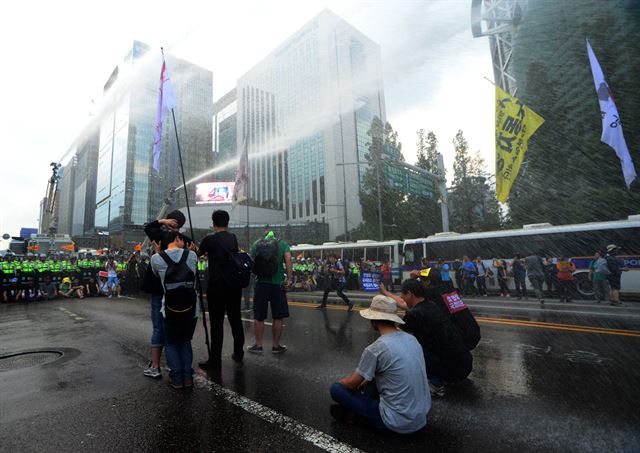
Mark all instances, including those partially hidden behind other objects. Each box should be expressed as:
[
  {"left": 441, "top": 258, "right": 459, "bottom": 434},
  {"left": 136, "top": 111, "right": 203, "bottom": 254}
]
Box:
[{"left": 495, "top": 86, "right": 545, "bottom": 203}]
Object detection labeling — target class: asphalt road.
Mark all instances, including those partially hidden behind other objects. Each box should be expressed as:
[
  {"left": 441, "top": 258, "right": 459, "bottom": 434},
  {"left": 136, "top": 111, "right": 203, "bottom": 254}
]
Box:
[{"left": 1, "top": 293, "right": 639, "bottom": 453}]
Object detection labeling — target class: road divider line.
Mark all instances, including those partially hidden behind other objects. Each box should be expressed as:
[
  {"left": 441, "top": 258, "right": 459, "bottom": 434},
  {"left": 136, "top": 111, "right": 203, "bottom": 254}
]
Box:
[
  {"left": 194, "top": 374, "right": 363, "bottom": 453},
  {"left": 287, "top": 301, "right": 640, "bottom": 337}
]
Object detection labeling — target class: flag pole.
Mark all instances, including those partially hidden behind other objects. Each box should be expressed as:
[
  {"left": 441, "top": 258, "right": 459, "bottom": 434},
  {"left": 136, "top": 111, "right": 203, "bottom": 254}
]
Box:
[{"left": 163, "top": 48, "right": 211, "bottom": 362}]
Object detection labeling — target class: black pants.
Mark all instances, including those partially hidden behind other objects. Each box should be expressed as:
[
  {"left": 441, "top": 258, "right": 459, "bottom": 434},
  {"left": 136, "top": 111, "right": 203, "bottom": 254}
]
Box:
[
  {"left": 322, "top": 281, "right": 351, "bottom": 306},
  {"left": 498, "top": 277, "right": 510, "bottom": 295},
  {"left": 557, "top": 280, "right": 573, "bottom": 302},
  {"left": 208, "top": 285, "right": 244, "bottom": 360},
  {"left": 475, "top": 276, "right": 487, "bottom": 295},
  {"left": 514, "top": 275, "right": 527, "bottom": 298}
]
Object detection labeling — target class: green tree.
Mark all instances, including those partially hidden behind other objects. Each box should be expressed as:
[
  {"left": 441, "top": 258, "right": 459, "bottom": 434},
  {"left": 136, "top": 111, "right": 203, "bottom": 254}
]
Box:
[
  {"left": 412, "top": 129, "right": 442, "bottom": 236},
  {"left": 449, "top": 130, "right": 501, "bottom": 233}
]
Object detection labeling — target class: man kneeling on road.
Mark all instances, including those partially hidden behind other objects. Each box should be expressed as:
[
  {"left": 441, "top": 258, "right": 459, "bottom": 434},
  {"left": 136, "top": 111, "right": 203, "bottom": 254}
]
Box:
[
  {"left": 382, "top": 278, "right": 473, "bottom": 396},
  {"left": 330, "top": 295, "right": 430, "bottom": 434}
]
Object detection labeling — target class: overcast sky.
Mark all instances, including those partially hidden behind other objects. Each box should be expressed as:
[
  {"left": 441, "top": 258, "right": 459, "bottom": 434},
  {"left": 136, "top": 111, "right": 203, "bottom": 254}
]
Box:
[{"left": 0, "top": 0, "right": 493, "bottom": 237}]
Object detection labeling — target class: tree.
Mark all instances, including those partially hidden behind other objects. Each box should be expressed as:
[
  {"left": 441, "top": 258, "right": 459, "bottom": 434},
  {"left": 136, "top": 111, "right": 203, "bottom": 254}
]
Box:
[
  {"left": 449, "top": 130, "right": 501, "bottom": 233},
  {"left": 413, "top": 129, "right": 442, "bottom": 236},
  {"left": 416, "top": 129, "right": 440, "bottom": 175}
]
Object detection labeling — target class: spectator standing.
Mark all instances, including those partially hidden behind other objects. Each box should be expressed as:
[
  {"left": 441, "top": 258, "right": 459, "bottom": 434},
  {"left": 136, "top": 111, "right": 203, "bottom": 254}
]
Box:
[
  {"left": 605, "top": 244, "right": 628, "bottom": 307},
  {"left": 248, "top": 230, "right": 293, "bottom": 354},
  {"left": 198, "top": 210, "right": 245, "bottom": 367},
  {"left": 544, "top": 256, "right": 558, "bottom": 297},
  {"left": 556, "top": 257, "right": 576, "bottom": 303},
  {"left": 525, "top": 251, "right": 546, "bottom": 307},
  {"left": 474, "top": 257, "right": 489, "bottom": 296},
  {"left": 589, "top": 250, "right": 610, "bottom": 304},
  {"left": 461, "top": 256, "right": 478, "bottom": 296},
  {"left": 494, "top": 259, "right": 510, "bottom": 297},
  {"left": 511, "top": 255, "right": 528, "bottom": 300}
]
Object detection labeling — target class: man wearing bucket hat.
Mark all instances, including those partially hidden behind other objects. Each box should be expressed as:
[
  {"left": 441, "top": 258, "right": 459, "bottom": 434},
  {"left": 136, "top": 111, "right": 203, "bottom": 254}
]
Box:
[
  {"left": 329, "top": 295, "right": 430, "bottom": 434},
  {"left": 605, "top": 244, "right": 628, "bottom": 306}
]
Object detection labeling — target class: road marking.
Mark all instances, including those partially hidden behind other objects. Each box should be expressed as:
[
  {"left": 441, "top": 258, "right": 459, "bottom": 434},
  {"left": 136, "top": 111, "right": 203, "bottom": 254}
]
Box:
[
  {"left": 287, "top": 301, "right": 640, "bottom": 338},
  {"left": 194, "top": 373, "right": 363, "bottom": 453}
]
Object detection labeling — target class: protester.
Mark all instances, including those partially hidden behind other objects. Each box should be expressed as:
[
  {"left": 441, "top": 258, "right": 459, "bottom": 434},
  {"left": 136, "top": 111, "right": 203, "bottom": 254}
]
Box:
[
  {"left": 151, "top": 230, "right": 199, "bottom": 389},
  {"left": 588, "top": 250, "right": 610, "bottom": 304},
  {"left": 248, "top": 230, "right": 292, "bottom": 354},
  {"left": 380, "top": 260, "right": 393, "bottom": 292},
  {"left": 544, "top": 256, "right": 558, "bottom": 297},
  {"left": 3, "top": 278, "right": 21, "bottom": 303},
  {"left": 474, "top": 256, "right": 489, "bottom": 297},
  {"left": 330, "top": 295, "right": 430, "bottom": 434},
  {"left": 85, "top": 277, "right": 100, "bottom": 297},
  {"left": 318, "top": 254, "right": 353, "bottom": 310},
  {"left": 461, "top": 256, "right": 478, "bottom": 296},
  {"left": 58, "top": 277, "right": 75, "bottom": 298},
  {"left": 198, "top": 210, "right": 245, "bottom": 367},
  {"left": 438, "top": 259, "right": 453, "bottom": 291},
  {"left": 556, "top": 257, "right": 576, "bottom": 303},
  {"left": 605, "top": 244, "right": 628, "bottom": 307},
  {"left": 105, "top": 258, "right": 120, "bottom": 298},
  {"left": 382, "top": 278, "right": 473, "bottom": 396},
  {"left": 524, "top": 251, "right": 546, "bottom": 307},
  {"left": 494, "top": 259, "right": 510, "bottom": 297},
  {"left": 511, "top": 255, "right": 528, "bottom": 300}
]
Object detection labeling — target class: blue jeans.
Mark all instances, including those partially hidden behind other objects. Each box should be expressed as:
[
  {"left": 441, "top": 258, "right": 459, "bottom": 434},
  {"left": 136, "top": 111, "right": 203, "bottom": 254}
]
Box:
[
  {"left": 165, "top": 340, "right": 194, "bottom": 385},
  {"left": 150, "top": 294, "right": 165, "bottom": 347},
  {"left": 330, "top": 382, "right": 389, "bottom": 432}
]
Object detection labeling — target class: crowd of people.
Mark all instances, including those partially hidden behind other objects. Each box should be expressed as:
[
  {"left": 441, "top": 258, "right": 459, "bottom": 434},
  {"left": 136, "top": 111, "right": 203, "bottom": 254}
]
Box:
[
  {"left": 0, "top": 251, "right": 148, "bottom": 303},
  {"left": 134, "top": 208, "right": 487, "bottom": 435}
]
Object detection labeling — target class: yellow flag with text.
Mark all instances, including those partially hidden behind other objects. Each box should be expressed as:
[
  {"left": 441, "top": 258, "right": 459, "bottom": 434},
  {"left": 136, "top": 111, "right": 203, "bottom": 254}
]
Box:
[{"left": 495, "top": 86, "right": 545, "bottom": 202}]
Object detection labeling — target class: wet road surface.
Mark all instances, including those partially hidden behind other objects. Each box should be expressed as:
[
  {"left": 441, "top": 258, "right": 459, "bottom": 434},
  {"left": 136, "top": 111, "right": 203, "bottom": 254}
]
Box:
[{"left": 1, "top": 294, "right": 639, "bottom": 452}]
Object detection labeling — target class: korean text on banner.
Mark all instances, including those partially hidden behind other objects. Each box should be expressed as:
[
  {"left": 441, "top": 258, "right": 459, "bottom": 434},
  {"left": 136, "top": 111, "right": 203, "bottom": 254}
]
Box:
[{"left": 495, "top": 86, "right": 545, "bottom": 203}]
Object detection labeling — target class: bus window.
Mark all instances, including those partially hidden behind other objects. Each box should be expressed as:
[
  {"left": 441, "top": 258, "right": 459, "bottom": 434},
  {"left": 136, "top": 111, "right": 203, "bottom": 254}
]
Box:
[{"left": 403, "top": 243, "right": 424, "bottom": 266}]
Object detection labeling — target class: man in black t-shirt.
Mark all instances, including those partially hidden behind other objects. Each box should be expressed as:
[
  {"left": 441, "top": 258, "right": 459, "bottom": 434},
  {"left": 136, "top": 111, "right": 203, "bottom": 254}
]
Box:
[
  {"left": 197, "top": 210, "right": 245, "bottom": 368},
  {"left": 382, "top": 279, "right": 472, "bottom": 395}
]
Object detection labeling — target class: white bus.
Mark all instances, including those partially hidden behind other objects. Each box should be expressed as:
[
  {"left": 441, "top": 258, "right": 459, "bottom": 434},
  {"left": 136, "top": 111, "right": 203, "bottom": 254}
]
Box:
[
  {"left": 291, "top": 240, "right": 404, "bottom": 283},
  {"left": 402, "top": 215, "right": 640, "bottom": 298}
]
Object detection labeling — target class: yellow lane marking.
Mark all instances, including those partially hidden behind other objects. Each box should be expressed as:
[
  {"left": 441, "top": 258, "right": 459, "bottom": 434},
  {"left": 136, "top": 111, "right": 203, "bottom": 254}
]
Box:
[{"left": 287, "top": 301, "right": 640, "bottom": 338}]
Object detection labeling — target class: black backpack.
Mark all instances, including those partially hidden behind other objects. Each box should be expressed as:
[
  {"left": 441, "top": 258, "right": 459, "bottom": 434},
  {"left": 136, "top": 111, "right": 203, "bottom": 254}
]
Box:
[
  {"left": 215, "top": 234, "right": 253, "bottom": 289},
  {"left": 252, "top": 238, "right": 280, "bottom": 278},
  {"left": 159, "top": 250, "right": 197, "bottom": 321}
]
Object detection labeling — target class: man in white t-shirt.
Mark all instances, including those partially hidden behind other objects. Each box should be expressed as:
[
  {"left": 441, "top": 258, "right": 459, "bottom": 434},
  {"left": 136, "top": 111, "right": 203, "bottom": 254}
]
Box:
[{"left": 329, "top": 295, "right": 431, "bottom": 434}]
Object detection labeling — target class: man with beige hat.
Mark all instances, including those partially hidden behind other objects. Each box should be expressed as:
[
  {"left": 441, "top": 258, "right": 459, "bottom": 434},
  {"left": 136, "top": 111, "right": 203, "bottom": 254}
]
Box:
[{"left": 329, "top": 295, "right": 431, "bottom": 434}]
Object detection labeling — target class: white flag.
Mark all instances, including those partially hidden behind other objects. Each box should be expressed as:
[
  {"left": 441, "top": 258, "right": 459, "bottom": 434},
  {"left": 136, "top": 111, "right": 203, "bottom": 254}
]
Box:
[
  {"left": 586, "top": 40, "right": 636, "bottom": 188},
  {"left": 152, "top": 55, "right": 176, "bottom": 172}
]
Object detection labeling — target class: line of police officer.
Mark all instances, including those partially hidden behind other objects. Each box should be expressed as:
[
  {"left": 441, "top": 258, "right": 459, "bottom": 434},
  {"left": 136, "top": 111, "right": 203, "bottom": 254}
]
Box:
[{"left": 0, "top": 252, "right": 128, "bottom": 291}]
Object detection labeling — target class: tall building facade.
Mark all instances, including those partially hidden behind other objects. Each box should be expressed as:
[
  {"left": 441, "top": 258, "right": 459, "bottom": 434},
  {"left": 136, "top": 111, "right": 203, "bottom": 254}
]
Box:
[
  {"left": 212, "top": 88, "right": 238, "bottom": 182},
  {"left": 237, "top": 9, "right": 386, "bottom": 238},
  {"left": 94, "top": 41, "right": 213, "bottom": 245},
  {"left": 71, "top": 131, "right": 100, "bottom": 236}
]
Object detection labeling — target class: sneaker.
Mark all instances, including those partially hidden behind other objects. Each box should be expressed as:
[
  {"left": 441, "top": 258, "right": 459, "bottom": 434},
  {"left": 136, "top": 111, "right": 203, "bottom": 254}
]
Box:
[
  {"left": 183, "top": 379, "right": 193, "bottom": 388},
  {"left": 108, "top": 294, "right": 113, "bottom": 299},
  {"left": 347, "top": 302, "right": 354, "bottom": 312},
  {"left": 143, "top": 361, "right": 162, "bottom": 379},
  {"left": 231, "top": 353, "right": 244, "bottom": 364},
  {"left": 272, "top": 345, "right": 287, "bottom": 354},
  {"left": 429, "top": 382, "right": 445, "bottom": 397},
  {"left": 505, "top": 294, "right": 510, "bottom": 298},
  {"left": 247, "top": 344, "right": 263, "bottom": 353},
  {"left": 168, "top": 378, "right": 183, "bottom": 389}
]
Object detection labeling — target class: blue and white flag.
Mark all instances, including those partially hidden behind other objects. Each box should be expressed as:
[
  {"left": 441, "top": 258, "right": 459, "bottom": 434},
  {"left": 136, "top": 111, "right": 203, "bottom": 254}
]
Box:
[
  {"left": 586, "top": 40, "right": 636, "bottom": 188},
  {"left": 152, "top": 55, "right": 176, "bottom": 172}
]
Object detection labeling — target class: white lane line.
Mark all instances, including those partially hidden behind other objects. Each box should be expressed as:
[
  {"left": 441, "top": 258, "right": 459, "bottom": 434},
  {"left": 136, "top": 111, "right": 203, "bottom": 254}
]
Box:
[{"left": 194, "top": 374, "right": 363, "bottom": 453}]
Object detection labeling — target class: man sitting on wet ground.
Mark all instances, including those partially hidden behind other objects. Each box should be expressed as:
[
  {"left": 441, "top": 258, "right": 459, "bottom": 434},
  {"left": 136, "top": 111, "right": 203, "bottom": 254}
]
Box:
[
  {"left": 381, "top": 275, "right": 474, "bottom": 396},
  {"left": 330, "top": 295, "right": 430, "bottom": 434}
]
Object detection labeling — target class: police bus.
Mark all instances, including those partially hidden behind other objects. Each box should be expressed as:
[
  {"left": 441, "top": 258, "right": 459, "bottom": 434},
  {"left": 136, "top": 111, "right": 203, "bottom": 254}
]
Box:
[
  {"left": 291, "top": 240, "right": 404, "bottom": 288},
  {"left": 402, "top": 215, "right": 640, "bottom": 298}
]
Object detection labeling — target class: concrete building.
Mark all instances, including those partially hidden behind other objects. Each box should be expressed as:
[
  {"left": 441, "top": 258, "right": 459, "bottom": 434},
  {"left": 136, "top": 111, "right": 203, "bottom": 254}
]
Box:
[
  {"left": 94, "top": 41, "right": 213, "bottom": 247},
  {"left": 212, "top": 88, "right": 238, "bottom": 182},
  {"left": 237, "top": 9, "right": 386, "bottom": 239}
]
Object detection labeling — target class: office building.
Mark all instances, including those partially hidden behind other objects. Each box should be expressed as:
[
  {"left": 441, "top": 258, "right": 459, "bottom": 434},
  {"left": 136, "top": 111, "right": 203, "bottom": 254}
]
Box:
[
  {"left": 237, "top": 9, "right": 386, "bottom": 239},
  {"left": 94, "top": 41, "right": 213, "bottom": 246},
  {"left": 212, "top": 88, "right": 238, "bottom": 182}
]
